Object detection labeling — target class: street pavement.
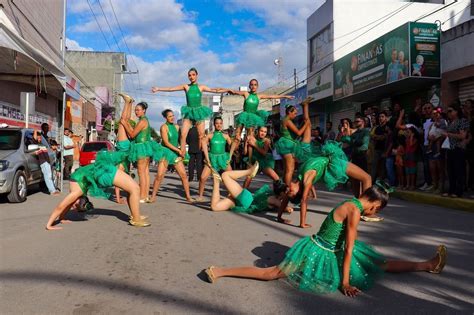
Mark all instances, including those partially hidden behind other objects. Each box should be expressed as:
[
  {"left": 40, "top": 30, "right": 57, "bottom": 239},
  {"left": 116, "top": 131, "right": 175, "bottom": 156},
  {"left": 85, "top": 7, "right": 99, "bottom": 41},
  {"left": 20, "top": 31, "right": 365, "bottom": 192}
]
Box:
[{"left": 1, "top": 173, "right": 473, "bottom": 314}]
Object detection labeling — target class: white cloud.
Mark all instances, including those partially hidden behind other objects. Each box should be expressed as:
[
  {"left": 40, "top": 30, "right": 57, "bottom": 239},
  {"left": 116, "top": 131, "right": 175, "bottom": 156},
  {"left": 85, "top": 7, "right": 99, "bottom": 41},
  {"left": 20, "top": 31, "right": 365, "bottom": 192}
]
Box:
[{"left": 65, "top": 38, "right": 93, "bottom": 51}]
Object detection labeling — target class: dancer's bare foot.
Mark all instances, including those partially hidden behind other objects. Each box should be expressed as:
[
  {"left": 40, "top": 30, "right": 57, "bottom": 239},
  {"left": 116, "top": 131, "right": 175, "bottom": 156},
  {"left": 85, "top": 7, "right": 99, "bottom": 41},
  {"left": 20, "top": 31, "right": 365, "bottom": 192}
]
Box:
[
  {"left": 299, "top": 223, "right": 312, "bottom": 229},
  {"left": 302, "top": 96, "right": 313, "bottom": 105},
  {"left": 45, "top": 225, "right": 63, "bottom": 231},
  {"left": 277, "top": 217, "right": 291, "bottom": 224},
  {"left": 60, "top": 219, "right": 72, "bottom": 224}
]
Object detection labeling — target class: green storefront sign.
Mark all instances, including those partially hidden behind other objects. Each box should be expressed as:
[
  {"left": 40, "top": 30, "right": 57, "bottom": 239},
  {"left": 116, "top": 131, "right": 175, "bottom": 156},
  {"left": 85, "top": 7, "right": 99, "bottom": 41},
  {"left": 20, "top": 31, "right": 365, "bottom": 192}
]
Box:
[{"left": 333, "top": 22, "right": 440, "bottom": 100}]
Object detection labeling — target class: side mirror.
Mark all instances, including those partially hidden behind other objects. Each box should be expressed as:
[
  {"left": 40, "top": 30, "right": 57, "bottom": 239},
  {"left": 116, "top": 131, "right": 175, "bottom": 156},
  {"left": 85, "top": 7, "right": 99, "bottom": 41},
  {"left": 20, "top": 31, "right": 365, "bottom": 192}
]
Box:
[{"left": 27, "top": 144, "right": 39, "bottom": 151}]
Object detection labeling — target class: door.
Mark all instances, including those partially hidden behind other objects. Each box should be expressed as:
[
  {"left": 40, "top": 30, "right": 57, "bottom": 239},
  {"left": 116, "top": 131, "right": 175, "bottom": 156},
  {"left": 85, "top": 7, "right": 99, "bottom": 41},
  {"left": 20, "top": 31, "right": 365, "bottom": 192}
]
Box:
[{"left": 23, "top": 130, "right": 42, "bottom": 182}]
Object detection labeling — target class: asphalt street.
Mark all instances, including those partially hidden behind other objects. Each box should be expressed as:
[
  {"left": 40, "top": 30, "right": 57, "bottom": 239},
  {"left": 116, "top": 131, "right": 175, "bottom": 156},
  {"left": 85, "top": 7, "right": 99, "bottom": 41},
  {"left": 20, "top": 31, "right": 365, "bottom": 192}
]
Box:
[{"left": 1, "top": 174, "right": 473, "bottom": 314}]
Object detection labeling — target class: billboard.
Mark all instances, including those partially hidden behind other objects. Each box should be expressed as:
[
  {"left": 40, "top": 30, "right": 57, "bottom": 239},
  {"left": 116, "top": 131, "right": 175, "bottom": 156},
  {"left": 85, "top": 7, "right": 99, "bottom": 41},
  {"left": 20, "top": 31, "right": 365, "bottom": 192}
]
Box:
[
  {"left": 279, "top": 85, "right": 307, "bottom": 118},
  {"left": 309, "top": 24, "right": 333, "bottom": 73},
  {"left": 308, "top": 65, "right": 333, "bottom": 101},
  {"left": 333, "top": 22, "right": 440, "bottom": 100}
]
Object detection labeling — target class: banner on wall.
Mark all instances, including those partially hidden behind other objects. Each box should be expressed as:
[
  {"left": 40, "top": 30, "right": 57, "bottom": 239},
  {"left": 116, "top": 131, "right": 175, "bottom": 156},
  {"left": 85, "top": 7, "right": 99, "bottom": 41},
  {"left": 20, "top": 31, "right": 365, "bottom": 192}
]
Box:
[
  {"left": 308, "top": 65, "right": 333, "bottom": 101},
  {"left": 279, "top": 85, "right": 307, "bottom": 118},
  {"left": 333, "top": 22, "right": 440, "bottom": 100}
]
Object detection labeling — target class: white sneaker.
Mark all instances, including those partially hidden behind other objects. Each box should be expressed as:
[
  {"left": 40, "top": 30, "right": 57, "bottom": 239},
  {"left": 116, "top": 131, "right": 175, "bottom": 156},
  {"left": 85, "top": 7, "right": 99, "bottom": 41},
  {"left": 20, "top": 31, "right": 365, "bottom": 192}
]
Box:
[
  {"left": 419, "top": 183, "right": 429, "bottom": 191},
  {"left": 425, "top": 185, "right": 434, "bottom": 192}
]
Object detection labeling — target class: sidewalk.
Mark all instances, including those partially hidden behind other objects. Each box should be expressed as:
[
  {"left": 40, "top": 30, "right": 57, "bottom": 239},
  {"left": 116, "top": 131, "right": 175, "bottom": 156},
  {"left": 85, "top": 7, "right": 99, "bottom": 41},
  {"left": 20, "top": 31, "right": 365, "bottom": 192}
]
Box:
[{"left": 392, "top": 189, "right": 474, "bottom": 213}]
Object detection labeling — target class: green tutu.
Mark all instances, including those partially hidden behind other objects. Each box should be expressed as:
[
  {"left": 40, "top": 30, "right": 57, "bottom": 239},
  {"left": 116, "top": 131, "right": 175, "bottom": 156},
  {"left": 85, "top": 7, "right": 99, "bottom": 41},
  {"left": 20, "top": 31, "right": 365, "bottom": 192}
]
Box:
[
  {"left": 279, "top": 235, "right": 385, "bottom": 294},
  {"left": 181, "top": 105, "right": 213, "bottom": 122},
  {"left": 71, "top": 150, "right": 126, "bottom": 199},
  {"left": 209, "top": 152, "right": 230, "bottom": 172},
  {"left": 275, "top": 139, "right": 320, "bottom": 163},
  {"left": 235, "top": 110, "right": 269, "bottom": 128},
  {"left": 232, "top": 185, "right": 272, "bottom": 213},
  {"left": 160, "top": 146, "right": 179, "bottom": 165},
  {"left": 298, "top": 141, "right": 349, "bottom": 190},
  {"left": 115, "top": 140, "right": 131, "bottom": 172},
  {"left": 246, "top": 154, "right": 275, "bottom": 172},
  {"left": 129, "top": 140, "right": 159, "bottom": 162}
]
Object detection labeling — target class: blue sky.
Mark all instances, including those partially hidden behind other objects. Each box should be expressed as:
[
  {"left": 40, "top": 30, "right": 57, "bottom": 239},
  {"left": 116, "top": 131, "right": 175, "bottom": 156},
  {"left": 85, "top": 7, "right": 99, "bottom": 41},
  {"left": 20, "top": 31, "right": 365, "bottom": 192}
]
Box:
[{"left": 66, "top": 0, "right": 323, "bottom": 127}]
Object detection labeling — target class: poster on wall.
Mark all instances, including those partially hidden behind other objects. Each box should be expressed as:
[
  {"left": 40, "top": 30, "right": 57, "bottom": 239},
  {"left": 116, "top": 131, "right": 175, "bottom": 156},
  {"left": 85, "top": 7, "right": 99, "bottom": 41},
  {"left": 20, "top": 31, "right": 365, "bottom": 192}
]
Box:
[
  {"left": 333, "top": 22, "right": 439, "bottom": 101},
  {"left": 308, "top": 65, "right": 333, "bottom": 101},
  {"left": 279, "top": 85, "right": 307, "bottom": 118},
  {"left": 310, "top": 24, "right": 333, "bottom": 73},
  {"left": 410, "top": 22, "right": 440, "bottom": 78}
]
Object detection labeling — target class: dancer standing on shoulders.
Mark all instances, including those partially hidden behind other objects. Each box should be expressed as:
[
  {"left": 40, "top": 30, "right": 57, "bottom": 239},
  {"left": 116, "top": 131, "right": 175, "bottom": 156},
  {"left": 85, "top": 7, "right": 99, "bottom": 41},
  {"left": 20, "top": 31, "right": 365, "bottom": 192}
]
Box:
[
  {"left": 204, "top": 183, "right": 447, "bottom": 297},
  {"left": 149, "top": 109, "right": 194, "bottom": 203},
  {"left": 228, "top": 79, "right": 294, "bottom": 163},
  {"left": 197, "top": 116, "right": 232, "bottom": 201},
  {"left": 243, "top": 126, "right": 279, "bottom": 189},
  {"left": 151, "top": 68, "right": 231, "bottom": 157}
]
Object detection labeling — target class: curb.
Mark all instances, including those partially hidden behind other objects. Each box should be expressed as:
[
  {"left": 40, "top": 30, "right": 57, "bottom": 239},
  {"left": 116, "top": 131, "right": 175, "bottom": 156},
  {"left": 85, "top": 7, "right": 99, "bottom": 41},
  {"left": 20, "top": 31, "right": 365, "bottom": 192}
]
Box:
[{"left": 392, "top": 190, "right": 474, "bottom": 213}]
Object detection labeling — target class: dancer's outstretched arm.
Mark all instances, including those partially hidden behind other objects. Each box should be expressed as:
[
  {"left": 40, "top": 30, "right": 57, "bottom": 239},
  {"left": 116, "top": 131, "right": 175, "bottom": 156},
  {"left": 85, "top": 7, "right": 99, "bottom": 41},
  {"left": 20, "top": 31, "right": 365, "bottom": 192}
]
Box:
[
  {"left": 228, "top": 90, "right": 249, "bottom": 97},
  {"left": 121, "top": 118, "right": 147, "bottom": 139},
  {"left": 151, "top": 84, "right": 187, "bottom": 93},
  {"left": 299, "top": 171, "right": 316, "bottom": 228},
  {"left": 200, "top": 86, "right": 233, "bottom": 94},
  {"left": 259, "top": 94, "right": 294, "bottom": 100}
]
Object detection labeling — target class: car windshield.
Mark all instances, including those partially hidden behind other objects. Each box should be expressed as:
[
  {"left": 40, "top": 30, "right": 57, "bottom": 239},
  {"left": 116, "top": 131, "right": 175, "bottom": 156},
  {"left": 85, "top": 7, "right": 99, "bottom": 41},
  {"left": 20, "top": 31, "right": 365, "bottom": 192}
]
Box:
[
  {"left": 0, "top": 130, "right": 21, "bottom": 150},
  {"left": 82, "top": 142, "right": 108, "bottom": 152}
]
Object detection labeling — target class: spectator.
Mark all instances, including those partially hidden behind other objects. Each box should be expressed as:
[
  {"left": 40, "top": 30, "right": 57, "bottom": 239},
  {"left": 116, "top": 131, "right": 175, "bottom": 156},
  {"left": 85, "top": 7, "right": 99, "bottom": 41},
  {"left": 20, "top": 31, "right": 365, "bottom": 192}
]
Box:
[
  {"left": 442, "top": 104, "right": 470, "bottom": 198},
  {"left": 41, "top": 123, "right": 50, "bottom": 144},
  {"left": 32, "top": 130, "right": 59, "bottom": 195},
  {"left": 427, "top": 107, "right": 447, "bottom": 194},
  {"left": 186, "top": 126, "right": 203, "bottom": 182},
  {"left": 63, "top": 128, "right": 75, "bottom": 180},
  {"left": 419, "top": 102, "right": 434, "bottom": 191},
  {"left": 311, "top": 127, "right": 323, "bottom": 145},
  {"left": 323, "top": 121, "right": 336, "bottom": 142},
  {"left": 463, "top": 99, "right": 473, "bottom": 197},
  {"left": 336, "top": 118, "right": 353, "bottom": 159},
  {"left": 371, "top": 112, "right": 389, "bottom": 181},
  {"left": 395, "top": 135, "right": 406, "bottom": 189},
  {"left": 404, "top": 126, "right": 419, "bottom": 190}
]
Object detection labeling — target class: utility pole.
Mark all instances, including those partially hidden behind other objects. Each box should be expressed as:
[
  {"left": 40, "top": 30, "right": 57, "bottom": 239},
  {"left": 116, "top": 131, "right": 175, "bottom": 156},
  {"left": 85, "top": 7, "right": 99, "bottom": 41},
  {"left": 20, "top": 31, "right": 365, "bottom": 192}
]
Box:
[{"left": 294, "top": 68, "right": 297, "bottom": 91}]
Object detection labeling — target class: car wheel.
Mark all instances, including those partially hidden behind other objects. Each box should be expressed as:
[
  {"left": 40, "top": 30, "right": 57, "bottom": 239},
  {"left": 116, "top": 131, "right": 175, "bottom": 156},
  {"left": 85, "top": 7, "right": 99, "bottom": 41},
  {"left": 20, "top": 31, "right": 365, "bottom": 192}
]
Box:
[{"left": 7, "top": 170, "right": 28, "bottom": 203}]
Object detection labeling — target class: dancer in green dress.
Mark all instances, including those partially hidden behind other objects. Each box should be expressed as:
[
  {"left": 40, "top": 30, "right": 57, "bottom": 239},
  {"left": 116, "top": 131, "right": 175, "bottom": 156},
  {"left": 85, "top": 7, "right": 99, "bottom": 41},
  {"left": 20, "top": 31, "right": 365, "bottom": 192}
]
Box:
[
  {"left": 149, "top": 109, "right": 193, "bottom": 203},
  {"left": 209, "top": 162, "right": 291, "bottom": 214},
  {"left": 121, "top": 102, "right": 163, "bottom": 202},
  {"left": 45, "top": 150, "right": 151, "bottom": 230},
  {"left": 151, "top": 68, "right": 231, "bottom": 158},
  {"left": 204, "top": 184, "right": 447, "bottom": 296},
  {"left": 243, "top": 126, "right": 279, "bottom": 189},
  {"left": 114, "top": 93, "right": 134, "bottom": 204},
  {"left": 275, "top": 97, "right": 317, "bottom": 186},
  {"left": 228, "top": 79, "right": 294, "bottom": 164},
  {"left": 198, "top": 117, "right": 232, "bottom": 201},
  {"left": 276, "top": 140, "right": 371, "bottom": 228}
]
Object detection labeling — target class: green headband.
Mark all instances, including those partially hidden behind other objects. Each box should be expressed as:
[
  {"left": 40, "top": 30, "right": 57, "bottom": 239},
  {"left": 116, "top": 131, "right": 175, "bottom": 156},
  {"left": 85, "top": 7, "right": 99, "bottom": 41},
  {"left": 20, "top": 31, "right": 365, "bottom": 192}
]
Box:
[{"left": 375, "top": 180, "right": 394, "bottom": 194}]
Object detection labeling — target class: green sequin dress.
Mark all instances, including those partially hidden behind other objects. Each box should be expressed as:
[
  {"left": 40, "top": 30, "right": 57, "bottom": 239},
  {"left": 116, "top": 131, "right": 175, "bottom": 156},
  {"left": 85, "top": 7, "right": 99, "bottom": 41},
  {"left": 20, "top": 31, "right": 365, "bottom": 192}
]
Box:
[
  {"left": 231, "top": 184, "right": 273, "bottom": 213},
  {"left": 71, "top": 150, "right": 127, "bottom": 199},
  {"left": 275, "top": 117, "right": 319, "bottom": 163},
  {"left": 129, "top": 116, "right": 163, "bottom": 162},
  {"left": 298, "top": 141, "right": 349, "bottom": 190},
  {"left": 181, "top": 84, "right": 213, "bottom": 122},
  {"left": 161, "top": 122, "right": 181, "bottom": 165},
  {"left": 208, "top": 131, "right": 230, "bottom": 171},
  {"left": 235, "top": 93, "right": 269, "bottom": 128},
  {"left": 279, "top": 198, "right": 386, "bottom": 294},
  {"left": 247, "top": 138, "right": 275, "bottom": 171}
]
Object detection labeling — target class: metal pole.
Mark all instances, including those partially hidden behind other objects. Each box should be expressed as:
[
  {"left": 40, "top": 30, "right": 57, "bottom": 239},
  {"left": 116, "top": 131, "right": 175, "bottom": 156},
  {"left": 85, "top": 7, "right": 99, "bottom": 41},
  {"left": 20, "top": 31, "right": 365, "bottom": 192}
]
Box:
[
  {"left": 60, "top": 91, "right": 66, "bottom": 192},
  {"left": 25, "top": 93, "right": 29, "bottom": 128},
  {"left": 294, "top": 68, "right": 297, "bottom": 91}
]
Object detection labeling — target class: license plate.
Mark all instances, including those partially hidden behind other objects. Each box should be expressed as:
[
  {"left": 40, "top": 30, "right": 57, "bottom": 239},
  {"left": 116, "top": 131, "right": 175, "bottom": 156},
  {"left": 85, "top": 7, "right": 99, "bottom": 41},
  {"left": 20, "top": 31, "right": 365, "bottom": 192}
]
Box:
[{"left": 91, "top": 160, "right": 95, "bottom": 163}]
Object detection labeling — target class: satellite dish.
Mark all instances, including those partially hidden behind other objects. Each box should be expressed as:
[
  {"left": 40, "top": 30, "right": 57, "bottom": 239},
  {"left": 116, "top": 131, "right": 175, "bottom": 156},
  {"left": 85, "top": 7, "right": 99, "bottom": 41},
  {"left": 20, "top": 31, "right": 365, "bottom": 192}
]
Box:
[{"left": 274, "top": 59, "right": 280, "bottom": 65}]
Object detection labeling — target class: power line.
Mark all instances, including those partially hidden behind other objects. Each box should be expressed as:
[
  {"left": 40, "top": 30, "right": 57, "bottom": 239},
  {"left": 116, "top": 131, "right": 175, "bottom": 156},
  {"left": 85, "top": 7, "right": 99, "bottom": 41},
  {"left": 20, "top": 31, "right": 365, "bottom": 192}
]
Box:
[
  {"left": 96, "top": 0, "right": 121, "bottom": 51},
  {"left": 86, "top": 0, "right": 112, "bottom": 51},
  {"left": 441, "top": 3, "right": 471, "bottom": 26}
]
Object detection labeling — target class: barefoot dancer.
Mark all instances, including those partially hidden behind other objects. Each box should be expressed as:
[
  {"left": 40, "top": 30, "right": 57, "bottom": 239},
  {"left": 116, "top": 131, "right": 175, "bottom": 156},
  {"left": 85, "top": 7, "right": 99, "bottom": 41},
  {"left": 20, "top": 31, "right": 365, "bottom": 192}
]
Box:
[
  {"left": 198, "top": 117, "right": 233, "bottom": 200},
  {"left": 45, "top": 151, "right": 151, "bottom": 230},
  {"left": 275, "top": 97, "right": 316, "bottom": 186},
  {"left": 204, "top": 184, "right": 447, "bottom": 297},
  {"left": 228, "top": 79, "right": 294, "bottom": 163},
  {"left": 149, "top": 109, "right": 193, "bottom": 203},
  {"left": 209, "top": 162, "right": 291, "bottom": 213},
  {"left": 277, "top": 141, "right": 372, "bottom": 228},
  {"left": 114, "top": 93, "right": 134, "bottom": 204},
  {"left": 120, "top": 102, "right": 161, "bottom": 202},
  {"left": 243, "top": 126, "right": 279, "bottom": 189},
  {"left": 151, "top": 68, "right": 230, "bottom": 157}
]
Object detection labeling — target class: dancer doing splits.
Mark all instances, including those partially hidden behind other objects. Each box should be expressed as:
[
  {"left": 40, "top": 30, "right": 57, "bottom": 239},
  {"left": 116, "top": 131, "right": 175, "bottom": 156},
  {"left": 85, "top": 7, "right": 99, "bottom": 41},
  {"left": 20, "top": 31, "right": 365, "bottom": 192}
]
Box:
[{"left": 204, "top": 183, "right": 447, "bottom": 297}]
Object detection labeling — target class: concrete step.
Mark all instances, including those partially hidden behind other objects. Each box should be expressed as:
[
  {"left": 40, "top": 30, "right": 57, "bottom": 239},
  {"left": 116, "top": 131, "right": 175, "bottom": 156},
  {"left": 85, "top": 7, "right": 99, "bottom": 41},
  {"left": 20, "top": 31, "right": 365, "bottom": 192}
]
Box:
[{"left": 392, "top": 190, "right": 474, "bottom": 213}]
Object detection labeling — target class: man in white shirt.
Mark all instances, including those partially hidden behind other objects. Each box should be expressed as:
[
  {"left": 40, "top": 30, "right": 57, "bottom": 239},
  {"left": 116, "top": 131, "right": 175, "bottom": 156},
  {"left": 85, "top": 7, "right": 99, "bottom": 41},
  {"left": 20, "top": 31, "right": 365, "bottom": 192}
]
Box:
[
  {"left": 63, "top": 128, "right": 75, "bottom": 180},
  {"left": 420, "top": 102, "right": 434, "bottom": 191}
]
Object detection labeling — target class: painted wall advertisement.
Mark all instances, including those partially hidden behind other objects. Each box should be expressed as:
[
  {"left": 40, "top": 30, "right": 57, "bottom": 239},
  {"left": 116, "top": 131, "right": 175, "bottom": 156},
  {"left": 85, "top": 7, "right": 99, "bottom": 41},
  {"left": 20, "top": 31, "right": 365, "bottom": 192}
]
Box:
[
  {"left": 279, "top": 85, "right": 307, "bottom": 118},
  {"left": 333, "top": 22, "right": 440, "bottom": 100}
]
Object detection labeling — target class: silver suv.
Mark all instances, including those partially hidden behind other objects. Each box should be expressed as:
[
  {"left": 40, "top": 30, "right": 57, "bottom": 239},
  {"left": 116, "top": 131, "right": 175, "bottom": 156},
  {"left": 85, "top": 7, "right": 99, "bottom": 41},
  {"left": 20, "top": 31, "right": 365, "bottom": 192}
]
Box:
[{"left": 0, "top": 128, "right": 56, "bottom": 202}]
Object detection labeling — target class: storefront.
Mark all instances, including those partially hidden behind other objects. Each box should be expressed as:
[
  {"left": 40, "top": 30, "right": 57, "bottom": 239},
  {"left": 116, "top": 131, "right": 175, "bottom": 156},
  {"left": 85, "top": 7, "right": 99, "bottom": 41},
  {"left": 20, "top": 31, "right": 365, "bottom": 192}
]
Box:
[{"left": 331, "top": 21, "right": 441, "bottom": 123}]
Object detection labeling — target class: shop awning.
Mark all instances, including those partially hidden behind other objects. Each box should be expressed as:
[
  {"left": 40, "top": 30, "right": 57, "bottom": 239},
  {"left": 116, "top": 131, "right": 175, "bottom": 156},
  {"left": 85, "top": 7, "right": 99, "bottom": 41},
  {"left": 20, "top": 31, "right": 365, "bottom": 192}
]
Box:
[{"left": 0, "top": 8, "right": 66, "bottom": 83}]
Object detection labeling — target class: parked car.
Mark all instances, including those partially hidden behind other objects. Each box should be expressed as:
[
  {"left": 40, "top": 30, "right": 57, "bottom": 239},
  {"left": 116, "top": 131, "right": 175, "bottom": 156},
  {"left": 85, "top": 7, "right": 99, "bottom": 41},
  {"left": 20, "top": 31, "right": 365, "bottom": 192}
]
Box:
[
  {"left": 0, "top": 127, "right": 55, "bottom": 202},
  {"left": 79, "top": 141, "right": 115, "bottom": 166}
]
